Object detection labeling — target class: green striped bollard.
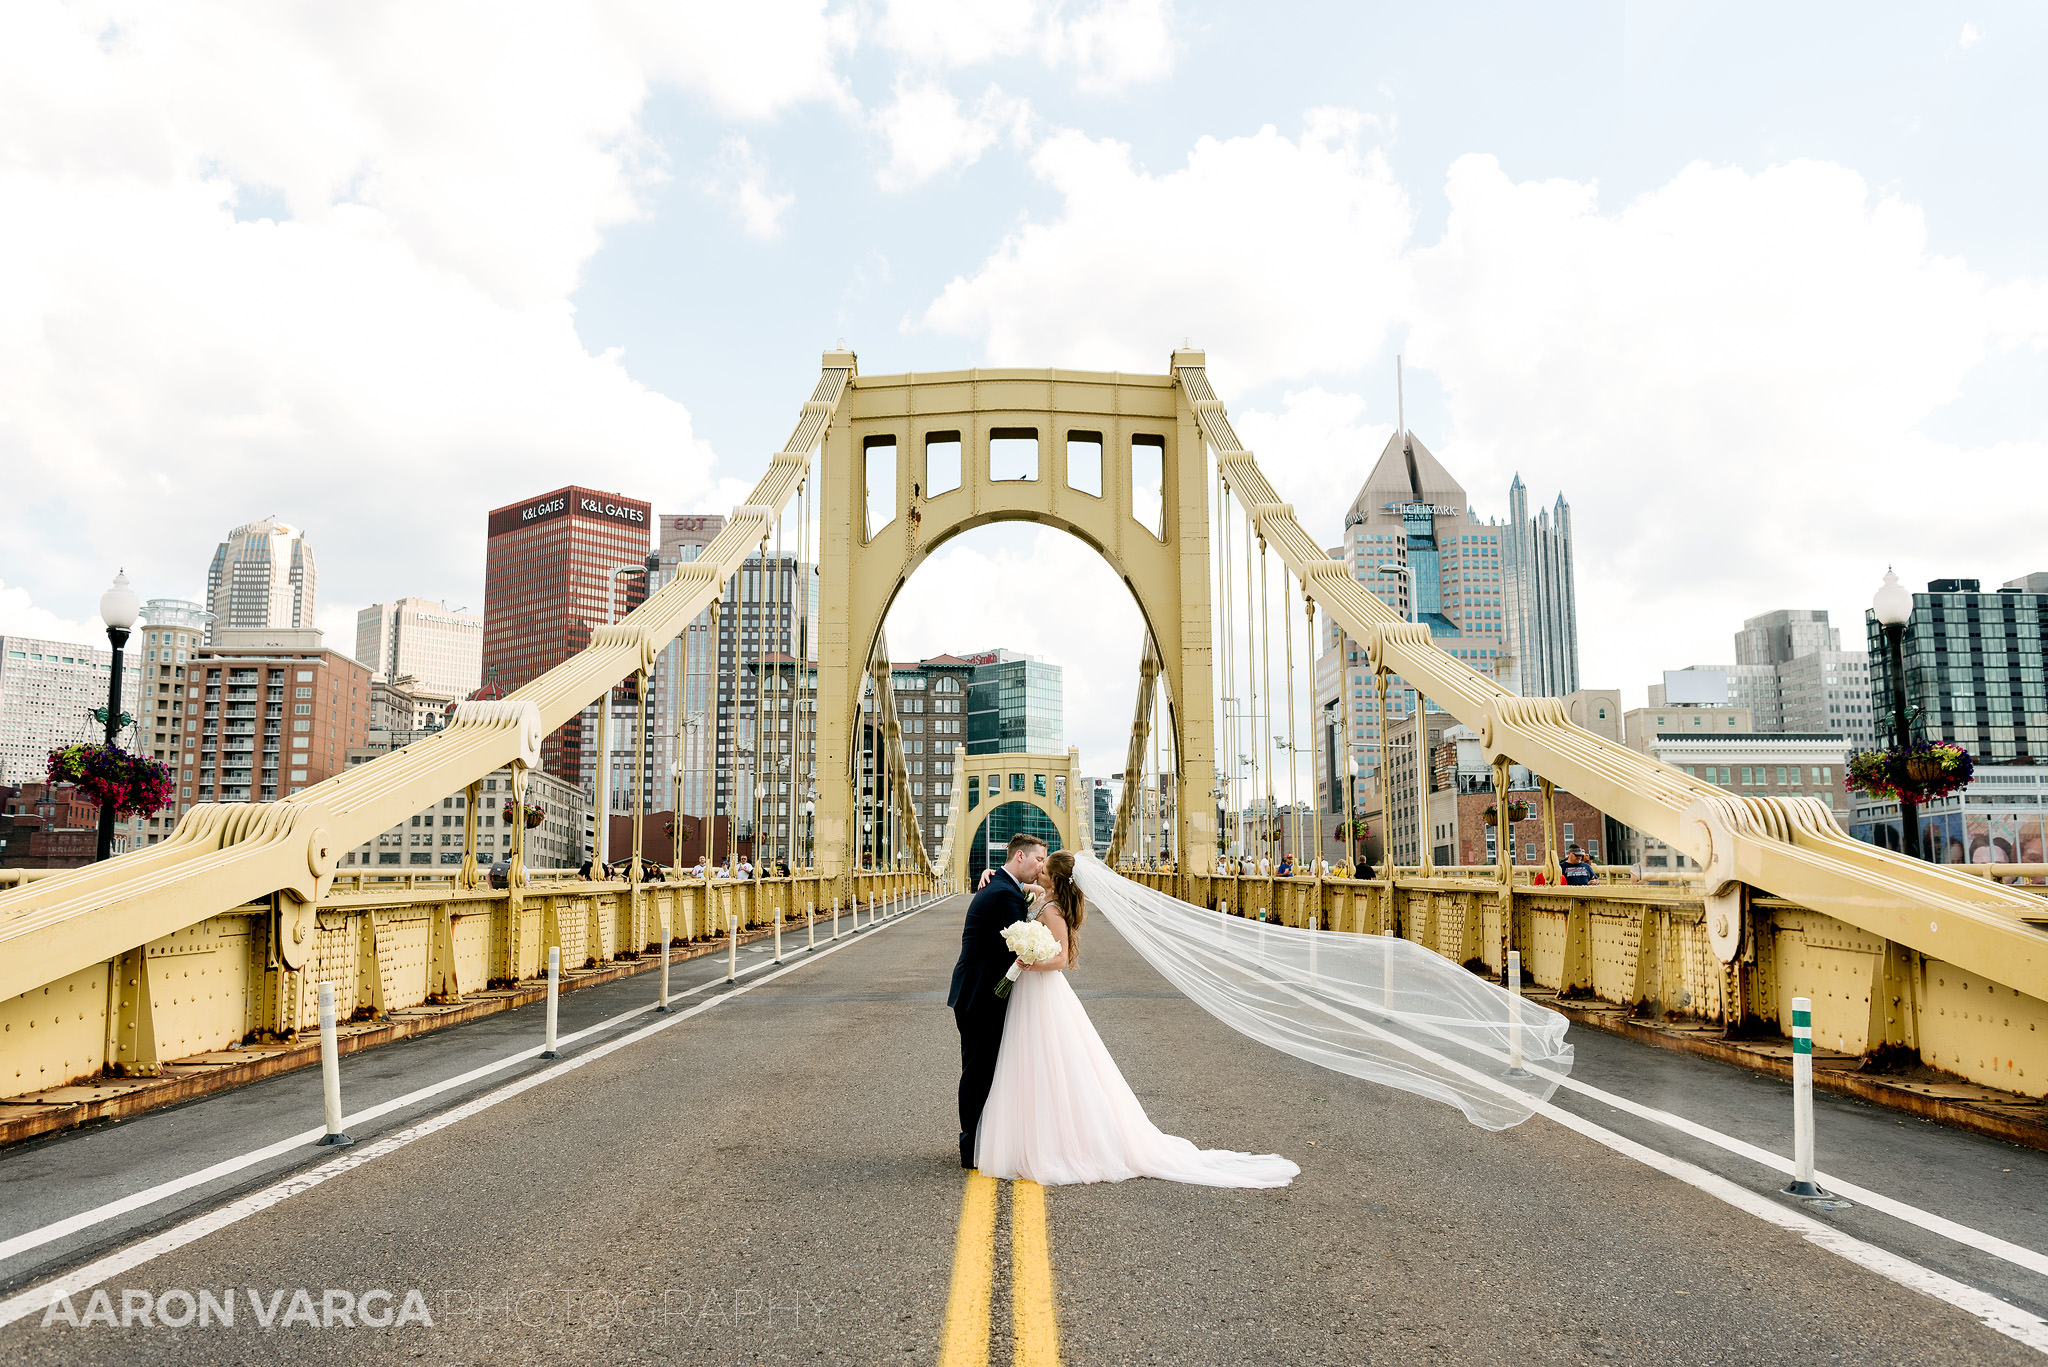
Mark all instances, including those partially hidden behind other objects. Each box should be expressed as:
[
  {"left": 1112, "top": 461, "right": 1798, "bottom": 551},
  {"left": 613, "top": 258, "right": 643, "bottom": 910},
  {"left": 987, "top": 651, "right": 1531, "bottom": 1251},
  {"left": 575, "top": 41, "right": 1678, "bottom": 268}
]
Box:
[{"left": 1782, "top": 995, "right": 1829, "bottom": 1197}]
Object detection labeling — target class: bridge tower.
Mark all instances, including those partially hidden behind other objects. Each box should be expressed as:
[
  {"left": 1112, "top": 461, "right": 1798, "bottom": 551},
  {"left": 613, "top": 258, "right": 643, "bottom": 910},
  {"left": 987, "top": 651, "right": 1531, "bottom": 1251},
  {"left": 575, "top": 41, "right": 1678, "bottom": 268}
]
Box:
[{"left": 813, "top": 356, "right": 1218, "bottom": 881}]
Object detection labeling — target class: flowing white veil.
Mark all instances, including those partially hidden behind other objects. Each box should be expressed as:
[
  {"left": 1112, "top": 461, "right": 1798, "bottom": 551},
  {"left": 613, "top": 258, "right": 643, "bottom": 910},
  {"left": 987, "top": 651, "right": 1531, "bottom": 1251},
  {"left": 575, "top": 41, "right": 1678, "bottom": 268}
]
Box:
[{"left": 1073, "top": 854, "right": 1573, "bottom": 1130}]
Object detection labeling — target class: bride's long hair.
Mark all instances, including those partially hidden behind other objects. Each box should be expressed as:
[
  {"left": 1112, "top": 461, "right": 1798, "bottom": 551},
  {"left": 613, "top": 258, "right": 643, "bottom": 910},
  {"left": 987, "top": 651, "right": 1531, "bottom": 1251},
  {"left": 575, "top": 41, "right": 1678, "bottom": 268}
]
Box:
[{"left": 1044, "top": 850, "right": 1086, "bottom": 965}]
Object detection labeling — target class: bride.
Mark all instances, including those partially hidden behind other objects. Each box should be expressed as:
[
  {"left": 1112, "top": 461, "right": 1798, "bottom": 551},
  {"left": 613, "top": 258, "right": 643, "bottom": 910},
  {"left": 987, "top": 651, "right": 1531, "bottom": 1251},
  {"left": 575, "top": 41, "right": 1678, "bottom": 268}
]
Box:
[{"left": 974, "top": 850, "right": 1298, "bottom": 1188}]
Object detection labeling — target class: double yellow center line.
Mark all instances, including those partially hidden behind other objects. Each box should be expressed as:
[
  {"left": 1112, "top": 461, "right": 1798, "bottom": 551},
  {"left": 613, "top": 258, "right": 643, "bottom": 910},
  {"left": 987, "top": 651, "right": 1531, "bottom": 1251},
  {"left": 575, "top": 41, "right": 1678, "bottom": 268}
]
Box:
[{"left": 939, "top": 1170, "right": 1059, "bottom": 1366}]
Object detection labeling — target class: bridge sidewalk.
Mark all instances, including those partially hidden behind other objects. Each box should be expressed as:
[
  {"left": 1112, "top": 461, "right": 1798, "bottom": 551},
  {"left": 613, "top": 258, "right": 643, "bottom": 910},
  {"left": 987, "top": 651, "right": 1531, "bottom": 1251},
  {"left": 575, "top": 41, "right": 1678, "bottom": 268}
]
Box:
[{"left": 1538, "top": 993, "right": 2048, "bottom": 1154}]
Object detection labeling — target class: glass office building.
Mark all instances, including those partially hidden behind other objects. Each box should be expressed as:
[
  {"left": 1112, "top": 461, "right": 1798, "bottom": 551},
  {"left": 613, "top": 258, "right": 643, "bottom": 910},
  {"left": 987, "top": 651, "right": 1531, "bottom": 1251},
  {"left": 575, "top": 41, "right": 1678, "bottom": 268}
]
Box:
[
  {"left": 1867, "top": 576, "right": 2048, "bottom": 765},
  {"left": 960, "top": 649, "right": 1064, "bottom": 879}
]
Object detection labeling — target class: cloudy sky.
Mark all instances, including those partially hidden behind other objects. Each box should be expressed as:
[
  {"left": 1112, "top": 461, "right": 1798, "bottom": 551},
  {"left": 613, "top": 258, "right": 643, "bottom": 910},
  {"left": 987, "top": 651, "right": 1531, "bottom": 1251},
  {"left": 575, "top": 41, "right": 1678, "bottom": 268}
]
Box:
[{"left": 4, "top": 2, "right": 2044, "bottom": 779}]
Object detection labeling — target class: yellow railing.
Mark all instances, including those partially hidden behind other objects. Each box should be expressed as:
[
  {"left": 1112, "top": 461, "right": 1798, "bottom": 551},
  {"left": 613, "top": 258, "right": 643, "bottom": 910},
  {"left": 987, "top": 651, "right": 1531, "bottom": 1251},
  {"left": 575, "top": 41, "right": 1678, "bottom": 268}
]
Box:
[
  {"left": 0, "top": 867, "right": 932, "bottom": 1098},
  {"left": 1176, "top": 360, "right": 2048, "bottom": 1027},
  {"left": 1121, "top": 866, "right": 2045, "bottom": 1097},
  {"left": 0, "top": 359, "right": 858, "bottom": 1007}
]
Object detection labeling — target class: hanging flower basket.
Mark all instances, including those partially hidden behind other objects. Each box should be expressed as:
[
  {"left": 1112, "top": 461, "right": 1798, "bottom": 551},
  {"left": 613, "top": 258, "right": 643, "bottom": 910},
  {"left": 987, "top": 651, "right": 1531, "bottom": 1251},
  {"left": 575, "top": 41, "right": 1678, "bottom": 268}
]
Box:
[
  {"left": 502, "top": 799, "right": 547, "bottom": 830},
  {"left": 666, "top": 818, "right": 695, "bottom": 843},
  {"left": 1847, "top": 741, "right": 1974, "bottom": 804},
  {"left": 1482, "top": 800, "right": 1530, "bottom": 827},
  {"left": 1343, "top": 819, "right": 1373, "bottom": 841},
  {"left": 47, "top": 744, "right": 173, "bottom": 819}
]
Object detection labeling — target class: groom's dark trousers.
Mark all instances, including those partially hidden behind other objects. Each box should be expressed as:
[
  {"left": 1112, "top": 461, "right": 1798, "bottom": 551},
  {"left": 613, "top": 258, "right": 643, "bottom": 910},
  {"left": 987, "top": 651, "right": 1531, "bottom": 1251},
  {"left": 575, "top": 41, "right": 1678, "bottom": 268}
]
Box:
[{"left": 948, "top": 866, "right": 1030, "bottom": 1168}]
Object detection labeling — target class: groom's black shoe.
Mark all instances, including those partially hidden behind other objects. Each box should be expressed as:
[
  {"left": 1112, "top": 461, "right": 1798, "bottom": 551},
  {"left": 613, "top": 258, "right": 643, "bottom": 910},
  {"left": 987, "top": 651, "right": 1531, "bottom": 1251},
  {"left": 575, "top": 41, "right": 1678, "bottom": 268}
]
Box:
[{"left": 960, "top": 1133, "right": 974, "bottom": 1168}]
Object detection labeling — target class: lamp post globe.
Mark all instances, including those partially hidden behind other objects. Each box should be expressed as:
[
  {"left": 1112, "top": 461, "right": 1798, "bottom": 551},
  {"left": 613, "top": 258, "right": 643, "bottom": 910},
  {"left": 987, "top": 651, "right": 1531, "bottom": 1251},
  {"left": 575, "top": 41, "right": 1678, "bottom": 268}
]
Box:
[
  {"left": 1872, "top": 570, "right": 1921, "bottom": 860},
  {"left": 1872, "top": 570, "right": 1913, "bottom": 628},
  {"left": 94, "top": 571, "right": 142, "bottom": 861}
]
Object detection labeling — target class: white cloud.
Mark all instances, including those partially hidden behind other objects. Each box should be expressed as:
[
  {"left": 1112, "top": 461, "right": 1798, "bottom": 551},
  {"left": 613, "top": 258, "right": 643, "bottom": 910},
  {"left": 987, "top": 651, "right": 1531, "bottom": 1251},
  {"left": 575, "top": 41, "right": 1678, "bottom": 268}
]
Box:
[
  {"left": 620, "top": 0, "right": 858, "bottom": 120},
  {"left": 1231, "top": 389, "right": 1394, "bottom": 550},
  {"left": 1055, "top": 0, "right": 1175, "bottom": 91},
  {"left": 0, "top": 581, "right": 104, "bottom": 648},
  {"left": 0, "top": 2, "right": 872, "bottom": 628},
  {"left": 881, "top": 525, "right": 1145, "bottom": 776},
  {"left": 1406, "top": 154, "right": 2048, "bottom": 694},
  {"left": 1959, "top": 21, "right": 1982, "bottom": 49},
  {"left": 875, "top": 0, "right": 1175, "bottom": 92},
  {"left": 921, "top": 120, "right": 2048, "bottom": 705},
  {"left": 703, "top": 136, "right": 796, "bottom": 236},
  {"left": 920, "top": 116, "right": 1412, "bottom": 388},
  {"left": 873, "top": 79, "right": 1033, "bottom": 190}
]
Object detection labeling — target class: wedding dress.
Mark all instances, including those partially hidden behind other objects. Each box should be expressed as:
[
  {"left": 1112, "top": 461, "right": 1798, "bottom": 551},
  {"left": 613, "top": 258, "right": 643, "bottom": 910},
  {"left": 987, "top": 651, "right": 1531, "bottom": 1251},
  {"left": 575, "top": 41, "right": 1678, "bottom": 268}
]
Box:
[{"left": 973, "top": 912, "right": 1299, "bottom": 1188}]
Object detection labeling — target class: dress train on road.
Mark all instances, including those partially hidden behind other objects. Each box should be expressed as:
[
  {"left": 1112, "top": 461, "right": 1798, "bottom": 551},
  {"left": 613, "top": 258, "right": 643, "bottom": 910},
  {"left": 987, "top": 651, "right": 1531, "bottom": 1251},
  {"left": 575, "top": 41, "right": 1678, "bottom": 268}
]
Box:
[{"left": 974, "top": 965, "right": 1298, "bottom": 1188}]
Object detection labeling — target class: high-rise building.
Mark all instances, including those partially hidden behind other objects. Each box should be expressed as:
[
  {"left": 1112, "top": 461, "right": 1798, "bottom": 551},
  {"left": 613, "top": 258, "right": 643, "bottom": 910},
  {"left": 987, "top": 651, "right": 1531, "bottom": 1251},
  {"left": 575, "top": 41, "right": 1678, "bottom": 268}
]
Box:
[
  {"left": 186, "top": 633, "right": 370, "bottom": 804},
  {"left": 205, "top": 518, "right": 316, "bottom": 644},
  {"left": 964, "top": 649, "right": 1063, "bottom": 755},
  {"left": 878, "top": 656, "right": 975, "bottom": 855},
  {"left": 957, "top": 648, "right": 1064, "bottom": 877},
  {"left": 480, "top": 486, "right": 652, "bottom": 790},
  {"left": 337, "top": 763, "right": 586, "bottom": 872},
  {"left": 0, "top": 636, "right": 145, "bottom": 784},
  {"left": 355, "top": 598, "right": 483, "bottom": 697},
  {"left": 1504, "top": 475, "right": 1579, "bottom": 698},
  {"left": 1868, "top": 575, "right": 2048, "bottom": 765},
  {"left": 1315, "top": 432, "right": 1577, "bottom": 840},
  {"left": 1662, "top": 611, "right": 1876, "bottom": 749},
  {"left": 1082, "top": 775, "right": 1116, "bottom": 852},
  {"left": 123, "top": 605, "right": 212, "bottom": 846},
  {"left": 652, "top": 515, "right": 728, "bottom": 828}
]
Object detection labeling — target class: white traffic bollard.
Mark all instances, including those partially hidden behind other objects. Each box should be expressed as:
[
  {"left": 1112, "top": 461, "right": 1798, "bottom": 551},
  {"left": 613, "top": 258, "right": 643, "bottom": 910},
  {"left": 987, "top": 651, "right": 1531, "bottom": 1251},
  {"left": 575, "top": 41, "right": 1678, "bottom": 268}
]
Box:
[
  {"left": 315, "top": 982, "right": 352, "bottom": 1147},
  {"left": 1783, "top": 996, "right": 1828, "bottom": 1197},
  {"left": 541, "top": 947, "right": 561, "bottom": 1059},
  {"left": 656, "top": 907, "right": 672, "bottom": 1014},
  {"left": 1505, "top": 950, "right": 1528, "bottom": 1077},
  {"left": 807, "top": 902, "right": 816, "bottom": 952},
  {"left": 774, "top": 905, "right": 784, "bottom": 964},
  {"left": 832, "top": 896, "right": 840, "bottom": 940},
  {"left": 726, "top": 905, "right": 738, "bottom": 984}
]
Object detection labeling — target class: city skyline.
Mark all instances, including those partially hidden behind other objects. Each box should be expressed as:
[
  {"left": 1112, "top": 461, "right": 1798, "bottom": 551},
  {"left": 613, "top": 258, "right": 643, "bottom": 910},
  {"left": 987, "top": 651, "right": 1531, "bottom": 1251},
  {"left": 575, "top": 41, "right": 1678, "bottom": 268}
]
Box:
[{"left": 5, "top": 7, "right": 2046, "bottom": 791}]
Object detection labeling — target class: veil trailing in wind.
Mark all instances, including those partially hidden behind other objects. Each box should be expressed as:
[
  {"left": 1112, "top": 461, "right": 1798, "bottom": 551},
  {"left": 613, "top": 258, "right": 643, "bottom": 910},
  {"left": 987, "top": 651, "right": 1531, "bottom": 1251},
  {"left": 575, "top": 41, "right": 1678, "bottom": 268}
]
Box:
[{"left": 1073, "top": 855, "right": 1572, "bottom": 1130}]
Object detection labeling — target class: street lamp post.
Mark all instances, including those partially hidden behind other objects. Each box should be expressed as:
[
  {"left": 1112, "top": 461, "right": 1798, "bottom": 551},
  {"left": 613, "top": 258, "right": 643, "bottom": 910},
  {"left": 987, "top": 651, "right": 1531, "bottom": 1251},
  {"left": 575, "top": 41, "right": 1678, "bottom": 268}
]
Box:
[
  {"left": 95, "top": 571, "right": 141, "bottom": 861},
  {"left": 753, "top": 779, "right": 766, "bottom": 877},
  {"left": 1873, "top": 570, "right": 1920, "bottom": 861}
]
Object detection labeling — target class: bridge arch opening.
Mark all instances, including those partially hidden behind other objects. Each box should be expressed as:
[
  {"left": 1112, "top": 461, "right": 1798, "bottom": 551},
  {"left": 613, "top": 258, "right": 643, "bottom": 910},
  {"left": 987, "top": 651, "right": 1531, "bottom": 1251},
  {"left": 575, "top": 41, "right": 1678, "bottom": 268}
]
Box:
[
  {"left": 874, "top": 520, "right": 1173, "bottom": 859},
  {"left": 964, "top": 799, "right": 1066, "bottom": 883}
]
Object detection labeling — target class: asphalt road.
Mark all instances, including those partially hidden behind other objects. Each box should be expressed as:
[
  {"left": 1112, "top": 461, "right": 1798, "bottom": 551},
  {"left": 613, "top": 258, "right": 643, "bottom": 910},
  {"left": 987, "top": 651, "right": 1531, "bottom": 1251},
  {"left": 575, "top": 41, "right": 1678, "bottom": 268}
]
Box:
[{"left": 1, "top": 890, "right": 2044, "bottom": 1365}]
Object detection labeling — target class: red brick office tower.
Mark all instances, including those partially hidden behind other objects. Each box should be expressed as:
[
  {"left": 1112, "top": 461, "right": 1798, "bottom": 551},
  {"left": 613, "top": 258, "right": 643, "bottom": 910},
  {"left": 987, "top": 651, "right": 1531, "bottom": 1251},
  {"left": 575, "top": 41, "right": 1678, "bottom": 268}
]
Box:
[{"left": 482, "top": 487, "right": 652, "bottom": 788}]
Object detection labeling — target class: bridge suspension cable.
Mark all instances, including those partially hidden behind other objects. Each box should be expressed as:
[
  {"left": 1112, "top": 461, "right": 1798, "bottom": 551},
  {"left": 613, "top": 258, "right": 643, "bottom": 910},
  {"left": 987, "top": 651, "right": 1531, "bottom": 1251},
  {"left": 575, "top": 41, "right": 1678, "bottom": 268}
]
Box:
[
  {"left": 0, "top": 358, "right": 856, "bottom": 998},
  {"left": 1174, "top": 358, "right": 2048, "bottom": 1001}
]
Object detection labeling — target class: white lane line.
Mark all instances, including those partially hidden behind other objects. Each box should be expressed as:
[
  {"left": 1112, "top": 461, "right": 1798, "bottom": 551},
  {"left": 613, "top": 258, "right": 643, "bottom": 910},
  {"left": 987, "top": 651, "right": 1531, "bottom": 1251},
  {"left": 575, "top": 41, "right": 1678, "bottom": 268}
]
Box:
[
  {"left": 1266, "top": 981, "right": 2048, "bottom": 1355},
  {"left": 0, "top": 900, "right": 937, "bottom": 1270},
  {"left": 0, "top": 895, "right": 946, "bottom": 1328},
  {"left": 1547, "top": 1071, "right": 2048, "bottom": 1280},
  {"left": 1245, "top": 945, "right": 2048, "bottom": 1286}
]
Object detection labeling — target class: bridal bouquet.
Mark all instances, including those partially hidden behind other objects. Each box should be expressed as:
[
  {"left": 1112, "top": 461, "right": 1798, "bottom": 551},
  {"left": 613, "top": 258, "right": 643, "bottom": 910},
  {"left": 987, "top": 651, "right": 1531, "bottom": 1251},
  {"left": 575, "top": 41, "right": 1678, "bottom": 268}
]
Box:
[{"left": 994, "top": 919, "right": 1060, "bottom": 998}]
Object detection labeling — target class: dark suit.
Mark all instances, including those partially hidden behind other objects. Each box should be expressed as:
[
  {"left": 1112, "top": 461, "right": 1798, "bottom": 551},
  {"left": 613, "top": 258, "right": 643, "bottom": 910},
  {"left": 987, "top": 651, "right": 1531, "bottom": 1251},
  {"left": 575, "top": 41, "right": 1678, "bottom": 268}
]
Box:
[{"left": 948, "top": 866, "right": 1032, "bottom": 1168}]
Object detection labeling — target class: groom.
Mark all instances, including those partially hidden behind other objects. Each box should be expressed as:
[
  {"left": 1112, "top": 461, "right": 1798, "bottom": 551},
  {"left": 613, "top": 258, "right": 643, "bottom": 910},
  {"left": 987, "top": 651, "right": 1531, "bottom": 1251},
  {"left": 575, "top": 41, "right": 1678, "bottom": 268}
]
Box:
[{"left": 948, "top": 831, "right": 1049, "bottom": 1169}]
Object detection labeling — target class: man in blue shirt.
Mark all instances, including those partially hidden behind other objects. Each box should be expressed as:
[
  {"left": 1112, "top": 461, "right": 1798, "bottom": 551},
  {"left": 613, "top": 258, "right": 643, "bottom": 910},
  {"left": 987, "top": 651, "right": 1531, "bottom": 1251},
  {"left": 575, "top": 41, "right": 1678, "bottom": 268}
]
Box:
[{"left": 1561, "top": 844, "right": 1597, "bottom": 886}]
